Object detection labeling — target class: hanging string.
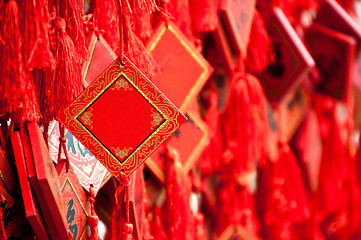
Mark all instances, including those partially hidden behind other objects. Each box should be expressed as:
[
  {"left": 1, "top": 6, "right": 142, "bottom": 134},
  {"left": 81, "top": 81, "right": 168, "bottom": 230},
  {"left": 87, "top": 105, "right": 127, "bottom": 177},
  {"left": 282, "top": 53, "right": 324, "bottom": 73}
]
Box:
[
  {"left": 111, "top": 171, "right": 133, "bottom": 240},
  {"left": 57, "top": 123, "right": 69, "bottom": 171},
  {"left": 120, "top": 171, "right": 133, "bottom": 240},
  {"left": 88, "top": 185, "right": 101, "bottom": 240}
]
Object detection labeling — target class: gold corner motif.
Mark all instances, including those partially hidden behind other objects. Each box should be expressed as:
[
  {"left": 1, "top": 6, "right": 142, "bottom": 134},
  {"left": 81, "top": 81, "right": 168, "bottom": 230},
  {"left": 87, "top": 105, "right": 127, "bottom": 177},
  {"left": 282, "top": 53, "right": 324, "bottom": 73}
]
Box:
[{"left": 111, "top": 147, "right": 133, "bottom": 160}]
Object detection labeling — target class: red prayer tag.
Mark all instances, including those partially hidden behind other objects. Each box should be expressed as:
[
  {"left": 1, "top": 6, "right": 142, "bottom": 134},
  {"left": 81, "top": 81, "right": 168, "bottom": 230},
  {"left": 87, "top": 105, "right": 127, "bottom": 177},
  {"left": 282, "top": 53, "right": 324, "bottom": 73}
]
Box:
[
  {"left": 0, "top": 146, "right": 30, "bottom": 238},
  {"left": 315, "top": 0, "right": 361, "bottom": 53},
  {"left": 305, "top": 23, "right": 356, "bottom": 102},
  {"left": 82, "top": 33, "right": 117, "bottom": 87},
  {"left": 260, "top": 8, "right": 314, "bottom": 103},
  {"left": 57, "top": 160, "right": 89, "bottom": 240},
  {"left": 58, "top": 56, "right": 187, "bottom": 180},
  {"left": 26, "top": 122, "right": 69, "bottom": 240},
  {"left": 11, "top": 131, "right": 49, "bottom": 240},
  {"left": 219, "top": 0, "right": 256, "bottom": 57},
  {"left": 146, "top": 112, "right": 210, "bottom": 183},
  {"left": 213, "top": 18, "right": 238, "bottom": 77},
  {"left": 280, "top": 86, "right": 311, "bottom": 140},
  {"left": 216, "top": 225, "right": 259, "bottom": 240},
  {"left": 146, "top": 22, "right": 213, "bottom": 111},
  {"left": 48, "top": 121, "right": 111, "bottom": 195}
]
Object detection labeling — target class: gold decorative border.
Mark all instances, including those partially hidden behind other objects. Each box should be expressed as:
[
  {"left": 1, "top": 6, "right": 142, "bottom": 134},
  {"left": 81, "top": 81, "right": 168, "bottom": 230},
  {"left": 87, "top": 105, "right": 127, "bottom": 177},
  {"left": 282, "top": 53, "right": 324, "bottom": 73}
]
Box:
[
  {"left": 58, "top": 56, "right": 186, "bottom": 179},
  {"left": 82, "top": 33, "right": 117, "bottom": 88},
  {"left": 61, "top": 177, "right": 88, "bottom": 240},
  {"left": 145, "top": 111, "right": 210, "bottom": 184}
]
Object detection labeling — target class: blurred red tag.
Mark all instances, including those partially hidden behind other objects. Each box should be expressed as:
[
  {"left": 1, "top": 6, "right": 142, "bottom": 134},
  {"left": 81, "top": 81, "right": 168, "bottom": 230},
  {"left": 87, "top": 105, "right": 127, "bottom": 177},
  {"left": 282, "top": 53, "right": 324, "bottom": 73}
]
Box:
[
  {"left": 305, "top": 23, "right": 356, "bottom": 102},
  {"left": 217, "top": 224, "right": 259, "bottom": 240},
  {"left": 280, "top": 86, "right": 311, "bottom": 140},
  {"left": 11, "top": 131, "right": 49, "bottom": 240},
  {"left": 219, "top": 0, "right": 256, "bottom": 57},
  {"left": 82, "top": 33, "right": 117, "bottom": 87},
  {"left": 315, "top": 0, "right": 361, "bottom": 53},
  {"left": 260, "top": 8, "right": 314, "bottom": 103},
  {"left": 58, "top": 56, "right": 186, "bottom": 180},
  {"left": 146, "top": 112, "right": 210, "bottom": 183},
  {"left": 26, "top": 122, "right": 69, "bottom": 240},
  {"left": 57, "top": 160, "right": 89, "bottom": 240},
  {"left": 48, "top": 121, "right": 111, "bottom": 195},
  {"left": 146, "top": 22, "right": 213, "bottom": 111},
  {"left": 0, "top": 145, "right": 30, "bottom": 238},
  {"left": 213, "top": 18, "right": 238, "bottom": 77}
]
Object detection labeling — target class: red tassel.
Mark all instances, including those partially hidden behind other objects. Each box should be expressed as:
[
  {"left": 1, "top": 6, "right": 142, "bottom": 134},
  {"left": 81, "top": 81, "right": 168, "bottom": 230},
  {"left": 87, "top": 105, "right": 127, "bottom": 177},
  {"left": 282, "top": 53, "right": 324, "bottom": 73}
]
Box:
[
  {"left": 256, "top": 142, "right": 310, "bottom": 240},
  {"left": 0, "top": 0, "right": 39, "bottom": 124},
  {"left": 313, "top": 97, "right": 361, "bottom": 239},
  {"left": 88, "top": 185, "right": 101, "bottom": 240},
  {"left": 150, "top": 207, "right": 168, "bottom": 239},
  {"left": 51, "top": 17, "right": 83, "bottom": 117},
  {"left": 165, "top": 147, "right": 194, "bottom": 239},
  {"left": 221, "top": 64, "right": 269, "bottom": 177},
  {"left": 94, "top": 0, "right": 120, "bottom": 54},
  {"left": 245, "top": 9, "right": 274, "bottom": 73},
  {"left": 111, "top": 171, "right": 134, "bottom": 240},
  {"left": 52, "top": 0, "right": 88, "bottom": 63},
  {"left": 19, "top": 0, "right": 55, "bottom": 70},
  {"left": 129, "top": 0, "right": 157, "bottom": 16},
  {"left": 188, "top": 0, "right": 218, "bottom": 33}
]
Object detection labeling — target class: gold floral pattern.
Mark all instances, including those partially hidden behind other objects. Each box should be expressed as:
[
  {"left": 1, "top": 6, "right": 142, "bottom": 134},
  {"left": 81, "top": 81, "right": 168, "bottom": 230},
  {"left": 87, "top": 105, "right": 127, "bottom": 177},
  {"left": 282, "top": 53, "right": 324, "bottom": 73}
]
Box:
[
  {"left": 58, "top": 56, "right": 186, "bottom": 180},
  {"left": 79, "top": 108, "right": 93, "bottom": 129},
  {"left": 111, "top": 147, "right": 133, "bottom": 160},
  {"left": 151, "top": 108, "right": 163, "bottom": 130},
  {"left": 111, "top": 78, "right": 132, "bottom": 91}
]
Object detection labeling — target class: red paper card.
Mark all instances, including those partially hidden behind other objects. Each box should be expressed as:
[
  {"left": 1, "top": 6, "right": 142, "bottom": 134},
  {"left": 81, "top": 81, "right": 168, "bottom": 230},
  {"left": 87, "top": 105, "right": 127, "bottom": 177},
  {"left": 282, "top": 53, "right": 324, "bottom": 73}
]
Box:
[
  {"left": 58, "top": 56, "right": 187, "bottom": 179},
  {"left": 315, "top": 0, "right": 361, "bottom": 53},
  {"left": 27, "top": 122, "right": 69, "bottom": 240},
  {"left": 21, "top": 124, "right": 60, "bottom": 240},
  {"left": 280, "top": 85, "right": 311, "bottom": 140},
  {"left": 216, "top": 225, "right": 259, "bottom": 240},
  {"left": 213, "top": 17, "right": 238, "bottom": 77},
  {"left": 57, "top": 160, "right": 89, "bottom": 240},
  {"left": 0, "top": 147, "right": 29, "bottom": 238},
  {"left": 82, "top": 33, "right": 117, "bottom": 87},
  {"left": 146, "top": 22, "right": 213, "bottom": 111},
  {"left": 260, "top": 8, "right": 314, "bottom": 103},
  {"left": 304, "top": 23, "right": 356, "bottom": 102},
  {"left": 219, "top": 0, "right": 256, "bottom": 57},
  {"left": 146, "top": 112, "right": 210, "bottom": 183},
  {"left": 48, "top": 121, "right": 111, "bottom": 195},
  {"left": 10, "top": 131, "right": 49, "bottom": 240}
]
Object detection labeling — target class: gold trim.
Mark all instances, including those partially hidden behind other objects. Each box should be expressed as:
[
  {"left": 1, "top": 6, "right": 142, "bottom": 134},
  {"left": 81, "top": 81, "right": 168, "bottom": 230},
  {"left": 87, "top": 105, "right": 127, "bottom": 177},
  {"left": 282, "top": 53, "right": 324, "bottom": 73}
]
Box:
[
  {"left": 147, "top": 22, "right": 212, "bottom": 111},
  {"left": 75, "top": 71, "right": 169, "bottom": 166},
  {"left": 61, "top": 177, "right": 89, "bottom": 239},
  {"left": 61, "top": 177, "right": 89, "bottom": 217},
  {"left": 183, "top": 112, "right": 210, "bottom": 173},
  {"left": 82, "top": 34, "right": 117, "bottom": 88}
]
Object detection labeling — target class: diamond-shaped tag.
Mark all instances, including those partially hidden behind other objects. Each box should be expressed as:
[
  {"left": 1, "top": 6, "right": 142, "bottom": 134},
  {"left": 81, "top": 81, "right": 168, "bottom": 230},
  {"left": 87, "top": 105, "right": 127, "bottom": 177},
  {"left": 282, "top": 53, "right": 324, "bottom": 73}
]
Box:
[
  {"left": 146, "top": 112, "right": 210, "bottom": 183},
  {"left": 146, "top": 22, "right": 213, "bottom": 112},
  {"left": 48, "top": 121, "right": 111, "bottom": 195},
  {"left": 57, "top": 160, "right": 89, "bottom": 240},
  {"left": 305, "top": 23, "right": 356, "bottom": 102},
  {"left": 219, "top": 0, "right": 256, "bottom": 58},
  {"left": 260, "top": 8, "right": 315, "bottom": 103},
  {"left": 58, "top": 56, "right": 187, "bottom": 180}
]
